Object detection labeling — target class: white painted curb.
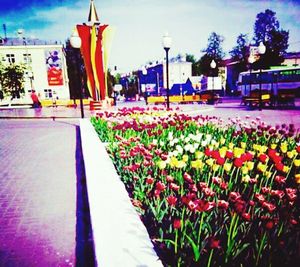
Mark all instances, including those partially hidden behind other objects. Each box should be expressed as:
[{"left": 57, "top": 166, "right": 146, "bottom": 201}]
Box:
[{"left": 80, "top": 119, "right": 163, "bottom": 267}]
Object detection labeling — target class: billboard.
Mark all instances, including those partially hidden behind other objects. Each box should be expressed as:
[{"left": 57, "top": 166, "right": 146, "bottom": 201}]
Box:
[{"left": 45, "top": 49, "right": 63, "bottom": 86}]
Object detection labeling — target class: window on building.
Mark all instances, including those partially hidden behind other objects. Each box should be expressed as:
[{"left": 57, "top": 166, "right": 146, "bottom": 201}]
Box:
[
  {"left": 44, "top": 89, "right": 53, "bottom": 99},
  {"left": 23, "top": 53, "right": 32, "bottom": 64},
  {"left": 6, "top": 54, "right": 15, "bottom": 64}
]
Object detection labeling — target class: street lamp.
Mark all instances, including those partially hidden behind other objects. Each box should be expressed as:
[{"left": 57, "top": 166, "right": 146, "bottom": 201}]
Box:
[
  {"left": 162, "top": 32, "right": 172, "bottom": 109},
  {"left": 28, "top": 71, "right": 34, "bottom": 91},
  {"left": 70, "top": 29, "right": 84, "bottom": 118},
  {"left": 248, "top": 55, "right": 255, "bottom": 95},
  {"left": 210, "top": 59, "right": 216, "bottom": 90},
  {"left": 258, "top": 41, "right": 266, "bottom": 110}
]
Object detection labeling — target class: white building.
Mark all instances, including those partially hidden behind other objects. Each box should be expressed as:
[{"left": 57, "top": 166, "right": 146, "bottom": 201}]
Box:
[
  {"left": 0, "top": 37, "right": 70, "bottom": 101},
  {"left": 163, "top": 59, "right": 192, "bottom": 88}
]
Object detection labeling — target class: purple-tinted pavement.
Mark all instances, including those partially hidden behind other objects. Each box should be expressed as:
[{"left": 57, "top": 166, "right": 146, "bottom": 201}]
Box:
[
  {"left": 1, "top": 97, "right": 300, "bottom": 127},
  {"left": 0, "top": 120, "right": 94, "bottom": 266}
]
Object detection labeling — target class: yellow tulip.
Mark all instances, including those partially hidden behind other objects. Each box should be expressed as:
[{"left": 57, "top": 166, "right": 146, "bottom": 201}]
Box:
[
  {"left": 170, "top": 156, "right": 178, "bottom": 168},
  {"left": 182, "top": 154, "right": 189, "bottom": 162},
  {"left": 206, "top": 158, "right": 214, "bottom": 167},
  {"left": 242, "top": 175, "right": 250, "bottom": 183},
  {"left": 213, "top": 164, "right": 219, "bottom": 171},
  {"left": 270, "top": 143, "right": 277, "bottom": 149},
  {"left": 265, "top": 171, "right": 272, "bottom": 179},
  {"left": 220, "top": 137, "right": 226, "bottom": 145},
  {"left": 257, "top": 162, "right": 267, "bottom": 173},
  {"left": 281, "top": 143, "right": 288, "bottom": 154},
  {"left": 294, "top": 159, "right": 300, "bottom": 167},
  {"left": 247, "top": 161, "right": 254, "bottom": 171},
  {"left": 260, "top": 145, "right": 268, "bottom": 153},
  {"left": 253, "top": 144, "right": 260, "bottom": 151},
  {"left": 283, "top": 166, "right": 289, "bottom": 173},
  {"left": 240, "top": 142, "right": 246, "bottom": 149},
  {"left": 157, "top": 160, "right": 167, "bottom": 170},
  {"left": 224, "top": 162, "right": 232, "bottom": 172},
  {"left": 219, "top": 147, "right": 227, "bottom": 158},
  {"left": 195, "top": 151, "right": 204, "bottom": 159},
  {"left": 191, "top": 159, "right": 203, "bottom": 169},
  {"left": 295, "top": 174, "right": 300, "bottom": 184},
  {"left": 241, "top": 166, "right": 248, "bottom": 175},
  {"left": 287, "top": 151, "right": 294, "bottom": 159},
  {"left": 228, "top": 142, "right": 234, "bottom": 150},
  {"left": 234, "top": 147, "right": 245, "bottom": 158}
]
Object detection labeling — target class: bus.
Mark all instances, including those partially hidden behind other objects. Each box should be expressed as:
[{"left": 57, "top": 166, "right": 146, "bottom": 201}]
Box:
[{"left": 237, "top": 66, "right": 300, "bottom": 96}]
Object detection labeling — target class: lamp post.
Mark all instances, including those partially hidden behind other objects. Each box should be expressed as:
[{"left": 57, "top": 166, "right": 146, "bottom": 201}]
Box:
[
  {"left": 70, "top": 29, "right": 84, "bottom": 118},
  {"left": 248, "top": 55, "right": 255, "bottom": 96},
  {"left": 210, "top": 59, "right": 216, "bottom": 90},
  {"left": 258, "top": 41, "right": 266, "bottom": 110},
  {"left": 162, "top": 33, "right": 172, "bottom": 109},
  {"left": 28, "top": 71, "right": 34, "bottom": 91}
]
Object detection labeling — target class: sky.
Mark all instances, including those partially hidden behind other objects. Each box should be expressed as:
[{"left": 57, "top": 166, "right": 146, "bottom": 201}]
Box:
[{"left": 0, "top": 0, "right": 300, "bottom": 73}]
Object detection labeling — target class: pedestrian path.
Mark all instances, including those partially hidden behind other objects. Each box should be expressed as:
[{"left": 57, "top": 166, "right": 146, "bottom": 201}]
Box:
[{"left": 0, "top": 119, "right": 94, "bottom": 266}]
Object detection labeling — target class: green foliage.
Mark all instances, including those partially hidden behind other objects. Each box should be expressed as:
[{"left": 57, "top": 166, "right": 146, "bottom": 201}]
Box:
[
  {"left": 198, "top": 32, "right": 225, "bottom": 76},
  {"left": 229, "top": 34, "right": 249, "bottom": 72},
  {"left": 1, "top": 63, "right": 26, "bottom": 98},
  {"left": 253, "top": 9, "right": 289, "bottom": 69}
]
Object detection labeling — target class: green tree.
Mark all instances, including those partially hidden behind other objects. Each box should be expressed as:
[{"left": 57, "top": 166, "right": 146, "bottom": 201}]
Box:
[
  {"left": 198, "top": 32, "right": 225, "bottom": 76},
  {"left": 2, "top": 63, "right": 25, "bottom": 99},
  {"left": 229, "top": 33, "right": 249, "bottom": 72},
  {"left": 186, "top": 53, "right": 201, "bottom": 76},
  {"left": 253, "top": 9, "right": 289, "bottom": 68}
]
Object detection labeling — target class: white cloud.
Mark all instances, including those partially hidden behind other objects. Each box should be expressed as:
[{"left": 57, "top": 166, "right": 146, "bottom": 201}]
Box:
[{"left": 4, "top": 0, "right": 300, "bottom": 72}]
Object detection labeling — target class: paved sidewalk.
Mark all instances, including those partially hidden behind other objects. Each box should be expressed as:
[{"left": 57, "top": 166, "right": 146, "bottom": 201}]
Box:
[
  {"left": 1, "top": 98, "right": 300, "bottom": 128},
  {"left": 0, "top": 119, "right": 94, "bottom": 266}
]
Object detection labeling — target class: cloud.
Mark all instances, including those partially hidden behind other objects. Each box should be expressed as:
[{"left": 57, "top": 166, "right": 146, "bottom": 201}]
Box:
[{"left": 1, "top": 0, "right": 299, "bottom": 72}]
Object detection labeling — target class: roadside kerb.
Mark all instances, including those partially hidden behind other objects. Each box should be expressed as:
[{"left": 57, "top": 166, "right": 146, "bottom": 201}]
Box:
[{"left": 80, "top": 119, "right": 163, "bottom": 267}]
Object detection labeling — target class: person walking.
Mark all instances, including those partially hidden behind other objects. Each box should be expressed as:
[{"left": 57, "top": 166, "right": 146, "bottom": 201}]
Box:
[{"left": 30, "top": 90, "right": 41, "bottom": 108}]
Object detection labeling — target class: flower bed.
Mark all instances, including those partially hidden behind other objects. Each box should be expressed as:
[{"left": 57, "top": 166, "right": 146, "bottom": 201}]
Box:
[{"left": 91, "top": 107, "right": 300, "bottom": 267}]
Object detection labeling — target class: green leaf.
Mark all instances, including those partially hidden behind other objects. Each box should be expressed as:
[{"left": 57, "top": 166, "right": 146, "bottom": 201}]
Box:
[{"left": 185, "top": 233, "right": 200, "bottom": 261}]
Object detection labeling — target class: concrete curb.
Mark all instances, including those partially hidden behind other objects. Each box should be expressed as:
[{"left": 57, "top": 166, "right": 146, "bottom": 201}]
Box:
[{"left": 80, "top": 119, "right": 163, "bottom": 267}]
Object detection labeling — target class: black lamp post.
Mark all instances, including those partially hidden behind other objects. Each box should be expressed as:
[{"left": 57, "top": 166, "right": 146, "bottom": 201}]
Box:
[
  {"left": 163, "top": 33, "right": 172, "bottom": 109},
  {"left": 258, "top": 41, "right": 266, "bottom": 110},
  {"left": 70, "top": 29, "right": 84, "bottom": 118},
  {"left": 248, "top": 55, "right": 255, "bottom": 96}
]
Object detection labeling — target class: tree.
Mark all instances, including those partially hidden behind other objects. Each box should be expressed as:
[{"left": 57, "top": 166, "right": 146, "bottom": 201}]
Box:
[
  {"left": 186, "top": 53, "right": 201, "bottom": 76},
  {"left": 229, "top": 34, "right": 249, "bottom": 72},
  {"left": 198, "top": 32, "right": 225, "bottom": 76},
  {"left": 2, "top": 63, "right": 25, "bottom": 99},
  {"left": 253, "top": 9, "right": 289, "bottom": 68}
]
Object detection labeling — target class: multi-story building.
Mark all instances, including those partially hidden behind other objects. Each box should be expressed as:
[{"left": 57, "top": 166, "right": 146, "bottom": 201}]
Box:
[{"left": 0, "top": 37, "right": 70, "bottom": 101}]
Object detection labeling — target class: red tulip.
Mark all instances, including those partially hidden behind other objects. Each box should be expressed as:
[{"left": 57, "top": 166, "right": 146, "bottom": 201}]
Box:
[
  {"left": 216, "top": 156, "right": 226, "bottom": 165},
  {"left": 173, "top": 219, "right": 181, "bottom": 229},
  {"left": 255, "top": 193, "right": 265, "bottom": 203},
  {"left": 208, "top": 237, "right": 221, "bottom": 249},
  {"left": 233, "top": 158, "right": 243, "bottom": 168},
  {"left": 183, "top": 172, "right": 193, "bottom": 183},
  {"left": 166, "top": 175, "right": 174, "bottom": 183},
  {"left": 170, "top": 182, "right": 180, "bottom": 191},
  {"left": 226, "top": 150, "right": 234, "bottom": 159},
  {"left": 217, "top": 200, "right": 229, "bottom": 210},
  {"left": 242, "top": 212, "right": 251, "bottom": 221},
  {"left": 265, "top": 220, "right": 274, "bottom": 230},
  {"left": 146, "top": 176, "right": 154, "bottom": 185},
  {"left": 262, "top": 201, "right": 276, "bottom": 212},
  {"left": 274, "top": 175, "right": 286, "bottom": 184},
  {"left": 259, "top": 153, "right": 268, "bottom": 163},
  {"left": 156, "top": 181, "right": 166, "bottom": 191},
  {"left": 167, "top": 195, "right": 177, "bottom": 206}
]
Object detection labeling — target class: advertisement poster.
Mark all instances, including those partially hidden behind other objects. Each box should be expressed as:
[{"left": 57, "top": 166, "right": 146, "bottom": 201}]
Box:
[{"left": 45, "top": 49, "right": 63, "bottom": 86}]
